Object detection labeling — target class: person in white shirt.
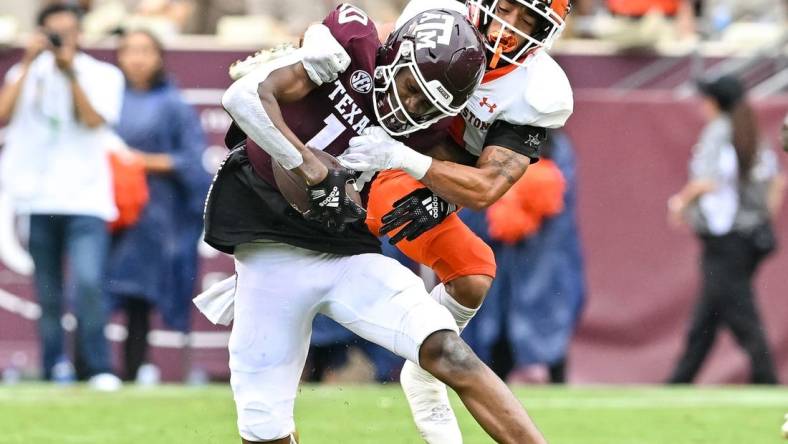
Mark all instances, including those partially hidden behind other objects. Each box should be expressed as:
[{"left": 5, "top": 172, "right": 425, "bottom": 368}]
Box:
[
  {"left": 0, "top": 4, "right": 124, "bottom": 390},
  {"left": 667, "top": 75, "right": 784, "bottom": 384}
]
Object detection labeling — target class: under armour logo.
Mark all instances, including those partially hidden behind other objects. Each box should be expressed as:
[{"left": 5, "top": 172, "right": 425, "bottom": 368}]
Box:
[{"left": 480, "top": 97, "right": 497, "bottom": 113}]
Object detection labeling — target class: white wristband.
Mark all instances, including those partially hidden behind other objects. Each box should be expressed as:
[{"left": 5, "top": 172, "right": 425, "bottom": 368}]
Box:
[{"left": 400, "top": 149, "right": 433, "bottom": 180}]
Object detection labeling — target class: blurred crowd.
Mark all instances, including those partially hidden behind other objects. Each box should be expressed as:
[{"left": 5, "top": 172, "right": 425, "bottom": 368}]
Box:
[
  {"left": 0, "top": 0, "right": 786, "bottom": 49},
  {"left": 570, "top": 0, "right": 787, "bottom": 48},
  {"left": 0, "top": 0, "right": 408, "bottom": 45}
]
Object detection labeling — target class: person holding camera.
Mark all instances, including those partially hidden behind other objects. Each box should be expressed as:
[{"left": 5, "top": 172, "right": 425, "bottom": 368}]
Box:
[{"left": 0, "top": 4, "right": 124, "bottom": 389}]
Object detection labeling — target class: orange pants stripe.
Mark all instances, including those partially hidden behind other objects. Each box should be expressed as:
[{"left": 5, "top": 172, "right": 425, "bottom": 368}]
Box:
[{"left": 366, "top": 170, "right": 496, "bottom": 283}]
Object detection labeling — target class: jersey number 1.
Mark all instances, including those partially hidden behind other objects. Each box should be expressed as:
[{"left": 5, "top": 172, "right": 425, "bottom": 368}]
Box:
[
  {"left": 305, "top": 114, "right": 370, "bottom": 192},
  {"left": 306, "top": 114, "right": 345, "bottom": 152}
]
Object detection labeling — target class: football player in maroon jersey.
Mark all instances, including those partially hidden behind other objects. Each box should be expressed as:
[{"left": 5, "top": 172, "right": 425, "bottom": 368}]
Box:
[{"left": 201, "top": 5, "right": 548, "bottom": 444}]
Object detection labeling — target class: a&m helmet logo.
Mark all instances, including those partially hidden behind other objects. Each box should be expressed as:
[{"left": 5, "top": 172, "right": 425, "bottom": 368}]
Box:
[
  {"left": 350, "top": 70, "right": 372, "bottom": 94},
  {"left": 413, "top": 11, "right": 455, "bottom": 50}
]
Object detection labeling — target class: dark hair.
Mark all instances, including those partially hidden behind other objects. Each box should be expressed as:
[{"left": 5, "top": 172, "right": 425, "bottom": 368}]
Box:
[
  {"left": 698, "top": 75, "right": 758, "bottom": 180},
  {"left": 729, "top": 101, "right": 759, "bottom": 180},
  {"left": 36, "top": 4, "right": 83, "bottom": 27},
  {"left": 117, "top": 29, "right": 168, "bottom": 89}
]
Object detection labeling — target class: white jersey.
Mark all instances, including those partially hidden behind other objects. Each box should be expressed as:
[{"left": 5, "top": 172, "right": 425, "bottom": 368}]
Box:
[
  {"left": 454, "top": 50, "right": 573, "bottom": 157},
  {"left": 397, "top": 0, "right": 573, "bottom": 158}
]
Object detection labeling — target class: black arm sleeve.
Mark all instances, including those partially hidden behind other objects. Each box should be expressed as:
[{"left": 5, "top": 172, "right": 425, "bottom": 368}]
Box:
[{"left": 483, "top": 120, "right": 546, "bottom": 162}]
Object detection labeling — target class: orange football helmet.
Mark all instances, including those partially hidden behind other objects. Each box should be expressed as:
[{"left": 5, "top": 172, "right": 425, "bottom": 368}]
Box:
[{"left": 467, "top": 0, "right": 571, "bottom": 68}]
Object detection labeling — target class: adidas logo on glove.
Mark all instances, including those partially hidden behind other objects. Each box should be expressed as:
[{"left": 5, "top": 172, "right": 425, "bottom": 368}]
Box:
[{"left": 319, "top": 186, "right": 341, "bottom": 208}]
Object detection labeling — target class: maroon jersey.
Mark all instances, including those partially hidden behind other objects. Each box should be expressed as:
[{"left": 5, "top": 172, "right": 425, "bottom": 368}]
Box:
[
  {"left": 246, "top": 3, "right": 379, "bottom": 188},
  {"left": 204, "top": 4, "right": 462, "bottom": 256},
  {"left": 205, "top": 4, "right": 384, "bottom": 256}
]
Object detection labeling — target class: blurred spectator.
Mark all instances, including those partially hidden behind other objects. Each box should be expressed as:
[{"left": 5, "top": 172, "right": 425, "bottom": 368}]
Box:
[
  {"left": 573, "top": 0, "right": 697, "bottom": 46},
  {"left": 573, "top": 0, "right": 786, "bottom": 44},
  {"left": 109, "top": 29, "right": 209, "bottom": 381},
  {"left": 461, "top": 131, "right": 586, "bottom": 384},
  {"left": 667, "top": 75, "right": 785, "bottom": 384},
  {"left": 78, "top": 0, "right": 194, "bottom": 38},
  {"left": 0, "top": 4, "right": 124, "bottom": 389},
  {"left": 697, "top": 0, "right": 786, "bottom": 39}
]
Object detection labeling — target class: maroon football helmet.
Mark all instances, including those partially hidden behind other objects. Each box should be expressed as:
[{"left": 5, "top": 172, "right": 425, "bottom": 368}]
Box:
[{"left": 374, "top": 9, "right": 486, "bottom": 136}]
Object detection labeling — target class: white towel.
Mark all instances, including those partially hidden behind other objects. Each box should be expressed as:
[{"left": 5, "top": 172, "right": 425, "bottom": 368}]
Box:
[{"left": 192, "top": 275, "right": 236, "bottom": 326}]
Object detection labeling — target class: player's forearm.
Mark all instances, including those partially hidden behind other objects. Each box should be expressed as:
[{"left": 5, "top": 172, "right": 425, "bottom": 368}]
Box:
[
  {"left": 420, "top": 145, "right": 530, "bottom": 210},
  {"left": 259, "top": 86, "right": 327, "bottom": 184},
  {"left": 222, "top": 65, "right": 305, "bottom": 166},
  {"left": 68, "top": 74, "right": 105, "bottom": 128},
  {"left": 420, "top": 160, "right": 513, "bottom": 210},
  {"left": 222, "top": 60, "right": 327, "bottom": 184}
]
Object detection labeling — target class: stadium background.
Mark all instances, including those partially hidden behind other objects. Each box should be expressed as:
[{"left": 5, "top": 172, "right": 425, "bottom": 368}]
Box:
[{"left": 0, "top": 39, "right": 786, "bottom": 385}]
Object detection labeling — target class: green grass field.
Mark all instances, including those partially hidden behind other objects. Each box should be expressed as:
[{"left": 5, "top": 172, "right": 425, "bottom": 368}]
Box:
[{"left": 0, "top": 384, "right": 786, "bottom": 443}]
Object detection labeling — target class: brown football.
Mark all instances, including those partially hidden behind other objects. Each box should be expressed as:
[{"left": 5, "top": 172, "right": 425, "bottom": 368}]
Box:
[{"left": 271, "top": 148, "right": 362, "bottom": 214}]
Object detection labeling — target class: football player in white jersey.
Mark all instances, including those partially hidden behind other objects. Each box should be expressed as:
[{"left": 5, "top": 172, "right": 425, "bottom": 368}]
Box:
[{"left": 337, "top": 1, "right": 574, "bottom": 443}]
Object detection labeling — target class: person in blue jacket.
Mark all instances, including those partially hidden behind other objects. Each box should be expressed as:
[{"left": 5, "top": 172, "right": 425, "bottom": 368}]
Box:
[
  {"left": 108, "top": 29, "right": 210, "bottom": 381},
  {"left": 461, "top": 130, "right": 586, "bottom": 383}
]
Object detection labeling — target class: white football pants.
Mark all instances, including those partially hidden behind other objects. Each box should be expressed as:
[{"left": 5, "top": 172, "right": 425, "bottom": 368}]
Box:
[{"left": 229, "top": 242, "right": 458, "bottom": 441}]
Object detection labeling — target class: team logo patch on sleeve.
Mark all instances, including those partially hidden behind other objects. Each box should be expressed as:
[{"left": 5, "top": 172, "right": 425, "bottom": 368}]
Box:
[
  {"left": 526, "top": 133, "right": 542, "bottom": 147},
  {"left": 350, "top": 70, "right": 372, "bottom": 94}
]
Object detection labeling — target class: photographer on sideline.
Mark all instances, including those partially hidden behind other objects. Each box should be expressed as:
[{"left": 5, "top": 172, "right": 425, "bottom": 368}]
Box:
[{"left": 0, "top": 4, "right": 124, "bottom": 389}]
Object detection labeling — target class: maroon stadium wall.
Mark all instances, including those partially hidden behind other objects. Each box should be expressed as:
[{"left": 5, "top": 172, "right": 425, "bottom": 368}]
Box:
[{"left": 0, "top": 47, "right": 786, "bottom": 384}]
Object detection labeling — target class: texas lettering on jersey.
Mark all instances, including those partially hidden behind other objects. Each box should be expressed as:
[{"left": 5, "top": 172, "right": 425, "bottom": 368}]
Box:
[{"left": 326, "top": 80, "right": 371, "bottom": 134}]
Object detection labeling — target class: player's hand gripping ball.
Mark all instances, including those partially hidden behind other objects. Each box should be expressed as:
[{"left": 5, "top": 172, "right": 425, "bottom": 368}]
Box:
[{"left": 272, "top": 148, "right": 364, "bottom": 232}]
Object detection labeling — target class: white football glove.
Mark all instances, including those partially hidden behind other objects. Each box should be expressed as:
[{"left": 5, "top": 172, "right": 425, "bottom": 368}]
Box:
[
  {"left": 339, "top": 127, "right": 433, "bottom": 179},
  {"left": 301, "top": 23, "right": 350, "bottom": 86}
]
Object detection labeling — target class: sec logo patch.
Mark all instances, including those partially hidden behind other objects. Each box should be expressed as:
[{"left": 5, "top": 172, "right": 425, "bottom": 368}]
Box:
[{"left": 350, "top": 70, "right": 372, "bottom": 94}]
